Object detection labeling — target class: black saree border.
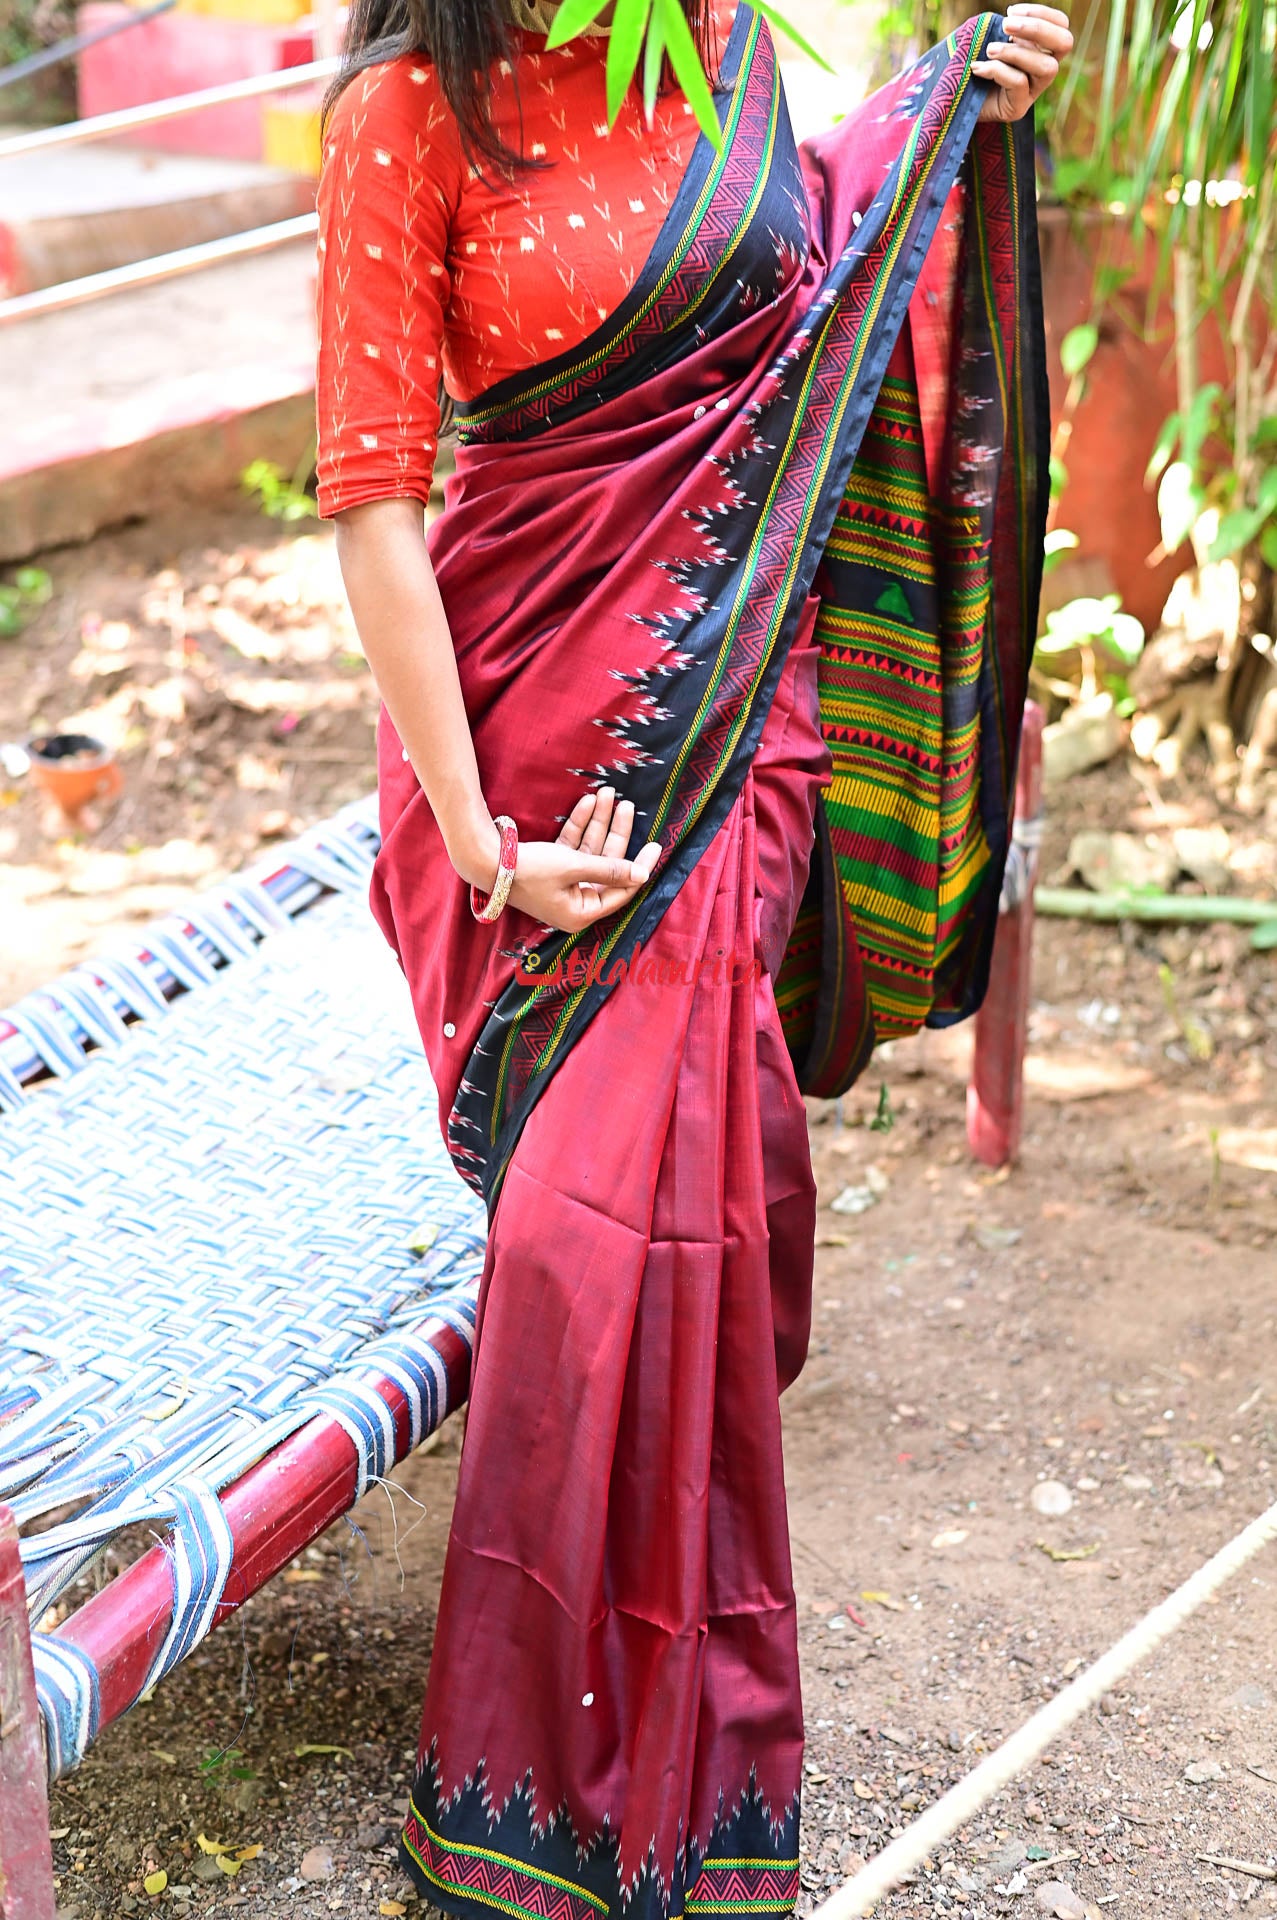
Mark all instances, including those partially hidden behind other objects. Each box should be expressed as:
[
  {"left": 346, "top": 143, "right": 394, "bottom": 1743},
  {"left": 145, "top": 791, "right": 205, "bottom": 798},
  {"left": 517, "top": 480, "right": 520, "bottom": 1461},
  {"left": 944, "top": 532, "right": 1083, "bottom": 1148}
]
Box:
[
  {"left": 446, "top": 13, "right": 1027, "bottom": 1209},
  {"left": 925, "top": 107, "right": 1050, "bottom": 1032},
  {"left": 400, "top": 1753, "right": 801, "bottom": 1920}
]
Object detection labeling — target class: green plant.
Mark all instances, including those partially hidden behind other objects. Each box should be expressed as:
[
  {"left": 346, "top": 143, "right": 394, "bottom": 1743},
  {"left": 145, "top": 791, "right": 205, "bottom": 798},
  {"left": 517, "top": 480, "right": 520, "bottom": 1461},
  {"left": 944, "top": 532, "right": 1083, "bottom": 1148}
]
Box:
[
  {"left": 241, "top": 452, "right": 317, "bottom": 523},
  {"left": 0, "top": 565, "right": 52, "bottom": 638},
  {"left": 199, "top": 1746, "right": 257, "bottom": 1783},
  {"left": 1033, "top": 592, "right": 1146, "bottom": 714},
  {"left": 545, "top": 0, "right": 832, "bottom": 141},
  {"left": 1049, "top": 0, "right": 1277, "bottom": 778}
]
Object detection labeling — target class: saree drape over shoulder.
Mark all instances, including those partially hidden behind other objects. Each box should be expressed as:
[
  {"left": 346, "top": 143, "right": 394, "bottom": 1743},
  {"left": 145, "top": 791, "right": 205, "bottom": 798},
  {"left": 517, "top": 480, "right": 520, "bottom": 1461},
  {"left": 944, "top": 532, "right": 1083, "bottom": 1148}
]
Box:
[{"left": 365, "top": 11, "right": 1048, "bottom": 1918}]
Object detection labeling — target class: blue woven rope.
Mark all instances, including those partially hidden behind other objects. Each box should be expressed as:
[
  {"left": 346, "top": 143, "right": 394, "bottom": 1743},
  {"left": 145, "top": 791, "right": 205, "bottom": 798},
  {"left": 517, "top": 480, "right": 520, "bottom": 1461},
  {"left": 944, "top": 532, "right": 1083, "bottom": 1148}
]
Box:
[
  {"left": 1, "top": 861, "right": 487, "bottom": 1782},
  {"left": 145, "top": 1482, "right": 237, "bottom": 1692},
  {"left": 33, "top": 1637, "right": 101, "bottom": 1780}
]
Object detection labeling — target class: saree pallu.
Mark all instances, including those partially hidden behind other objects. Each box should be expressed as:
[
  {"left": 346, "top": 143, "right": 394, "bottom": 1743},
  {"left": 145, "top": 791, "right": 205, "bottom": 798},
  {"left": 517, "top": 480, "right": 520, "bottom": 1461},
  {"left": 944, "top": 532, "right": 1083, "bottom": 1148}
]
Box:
[{"left": 371, "top": 10, "right": 1048, "bottom": 1918}]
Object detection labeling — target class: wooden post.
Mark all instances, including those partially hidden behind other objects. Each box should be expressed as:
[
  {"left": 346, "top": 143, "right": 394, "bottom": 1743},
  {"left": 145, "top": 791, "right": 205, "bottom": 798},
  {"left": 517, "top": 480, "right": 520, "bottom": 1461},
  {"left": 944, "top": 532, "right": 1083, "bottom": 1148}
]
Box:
[
  {"left": 0, "top": 1507, "right": 55, "bottom": 1920},
  {"left": 967, "top": 703, "right": 1045, "bottom": 1169}
]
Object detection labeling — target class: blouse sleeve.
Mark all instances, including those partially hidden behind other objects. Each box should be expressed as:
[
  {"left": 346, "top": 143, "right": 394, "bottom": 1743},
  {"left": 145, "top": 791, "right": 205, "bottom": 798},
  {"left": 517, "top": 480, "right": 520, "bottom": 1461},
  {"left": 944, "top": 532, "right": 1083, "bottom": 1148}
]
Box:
[{"left": 314, "top": 59, "right": 463, "bottom": 519}]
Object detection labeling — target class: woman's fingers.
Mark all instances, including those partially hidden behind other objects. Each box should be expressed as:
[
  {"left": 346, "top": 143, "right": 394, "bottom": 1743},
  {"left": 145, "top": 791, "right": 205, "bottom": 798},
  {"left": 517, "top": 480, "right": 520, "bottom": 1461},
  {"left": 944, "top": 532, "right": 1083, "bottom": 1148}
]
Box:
[
  {"left": 983, "top": 39, "right": 1060, "bottom": 85},
  {"left": 569, "top": 842, "right": 661, "bottom": 892},
  {"left": 602, "top": 797, "right": 635, "bottom": 862},
  {"left": 1004, "top": 3, "right": 1072, "bottom": 38},
  {"left": 1004, "top": 16, "right": 1073, "bottom": 56},
  {"left": 973, "top": 54, "right": 1033, "bottom": 111},
  {"left": 973, "top": 5, "right": 1071, "bottom": 119},
  {"left": 556, "top": 791, "right": 598, "bottom": 851},
  {"left": 580, "top": 787, "right": 616, "bottom": 855}
]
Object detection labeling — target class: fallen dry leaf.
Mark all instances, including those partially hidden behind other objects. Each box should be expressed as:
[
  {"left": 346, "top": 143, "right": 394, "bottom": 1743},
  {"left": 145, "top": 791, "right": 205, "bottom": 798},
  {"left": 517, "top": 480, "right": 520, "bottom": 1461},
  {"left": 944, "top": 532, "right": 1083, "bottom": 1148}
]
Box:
[{"left": 143, "top": 1871, "right": 168, "bottom": 1897}]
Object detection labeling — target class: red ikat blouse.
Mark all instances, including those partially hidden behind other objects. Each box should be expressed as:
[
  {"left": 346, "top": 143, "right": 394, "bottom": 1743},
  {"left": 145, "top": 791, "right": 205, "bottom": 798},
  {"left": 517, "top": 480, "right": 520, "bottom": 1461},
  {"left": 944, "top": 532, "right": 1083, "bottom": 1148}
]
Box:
[{"left": 314, "top": 5, "right": 737, "bottom": 519}]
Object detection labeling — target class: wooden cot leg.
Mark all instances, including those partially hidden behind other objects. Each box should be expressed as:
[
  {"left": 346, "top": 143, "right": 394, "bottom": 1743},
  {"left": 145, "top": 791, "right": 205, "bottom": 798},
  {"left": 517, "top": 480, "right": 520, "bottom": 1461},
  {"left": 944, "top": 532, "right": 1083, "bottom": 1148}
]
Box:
[
  {"left": 0, "top": 1507, "right": 56, "bottom": 1920},
  {"left": 967, "top": 703, "right": 1045, "bottom": 1170}
]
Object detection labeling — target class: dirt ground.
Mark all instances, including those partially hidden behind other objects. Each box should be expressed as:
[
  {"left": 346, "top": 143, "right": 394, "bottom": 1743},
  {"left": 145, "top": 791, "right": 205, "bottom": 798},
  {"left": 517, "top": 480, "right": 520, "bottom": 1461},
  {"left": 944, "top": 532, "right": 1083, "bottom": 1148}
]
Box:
[{"left": 5, "top": 504, "right": 1277, "bottom": 1920}]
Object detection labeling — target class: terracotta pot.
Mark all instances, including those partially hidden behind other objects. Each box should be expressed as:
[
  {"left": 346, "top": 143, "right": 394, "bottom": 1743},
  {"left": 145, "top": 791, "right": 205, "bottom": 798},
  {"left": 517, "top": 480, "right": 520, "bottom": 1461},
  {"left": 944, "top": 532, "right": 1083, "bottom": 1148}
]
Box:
[{"left": 27, "top": 732, "right": 123, "bottom": 823}]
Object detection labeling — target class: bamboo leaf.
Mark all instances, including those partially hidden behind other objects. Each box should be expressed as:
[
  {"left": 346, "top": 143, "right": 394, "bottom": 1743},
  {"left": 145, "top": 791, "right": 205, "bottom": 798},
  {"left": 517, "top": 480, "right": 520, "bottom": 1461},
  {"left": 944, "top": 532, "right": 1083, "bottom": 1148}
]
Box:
[
  {"left": 656, "top": 0, "right": 722, "bottom": 146},
  {"left": 1146, "top": 410, "right": 1182, "bottom": 484},
  {"left": 606, "top": 0, "right": 652, "bottom": 120},
  {"left": 642, "top": 5, "right": 667, "bottom": 124},
  {"left": 544, "top": 0, "right": 612, "bottom": 50},
  {"left": 1207, "top": 506, "right": 1267, "bottom": 560},
  {"left": 1181, "top": 382, "right": 1222, "bottom": 471},
  {"left": 1059, "top": 322, "right": 1099, "bottom": 378},
  {"left": 1157, "top": 460, "right": 1205, "bottom": 552}
]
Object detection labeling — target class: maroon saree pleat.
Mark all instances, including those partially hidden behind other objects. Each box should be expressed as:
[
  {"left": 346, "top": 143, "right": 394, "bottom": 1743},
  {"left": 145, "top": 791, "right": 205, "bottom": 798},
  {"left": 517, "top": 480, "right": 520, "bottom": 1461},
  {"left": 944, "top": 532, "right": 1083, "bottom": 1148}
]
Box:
[{"left": 403, "top": 636, "right": 826, "bottom": 1920}]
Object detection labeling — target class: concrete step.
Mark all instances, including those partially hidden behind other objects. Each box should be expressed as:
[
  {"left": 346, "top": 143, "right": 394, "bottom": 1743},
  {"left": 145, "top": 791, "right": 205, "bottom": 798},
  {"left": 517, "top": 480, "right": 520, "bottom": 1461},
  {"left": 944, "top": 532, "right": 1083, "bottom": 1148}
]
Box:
[
  {"left": 1, "top": 240, "right": 316, "bottom": 561},
  {"left": 0, "top": 141, "right": 315, "bottom": 295}
]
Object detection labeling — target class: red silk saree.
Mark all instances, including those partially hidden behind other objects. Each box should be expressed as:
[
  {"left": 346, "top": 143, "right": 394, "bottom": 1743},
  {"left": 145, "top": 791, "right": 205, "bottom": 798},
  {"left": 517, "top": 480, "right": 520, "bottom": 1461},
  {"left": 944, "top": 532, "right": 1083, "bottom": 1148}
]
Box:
[{"left": 370, "top": 9, "right": 1048, "bottom": 1918}]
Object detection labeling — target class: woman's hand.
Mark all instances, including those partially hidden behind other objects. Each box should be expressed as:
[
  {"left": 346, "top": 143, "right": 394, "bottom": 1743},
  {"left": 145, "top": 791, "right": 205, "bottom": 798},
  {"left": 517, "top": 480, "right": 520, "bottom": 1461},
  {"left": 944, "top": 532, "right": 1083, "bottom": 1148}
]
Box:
[
  {"left": 466, "top": 788, "right": 662, "bottom": 936},
  {"left": 974, "top": 5, "right": 1072, "bottom": 123}
]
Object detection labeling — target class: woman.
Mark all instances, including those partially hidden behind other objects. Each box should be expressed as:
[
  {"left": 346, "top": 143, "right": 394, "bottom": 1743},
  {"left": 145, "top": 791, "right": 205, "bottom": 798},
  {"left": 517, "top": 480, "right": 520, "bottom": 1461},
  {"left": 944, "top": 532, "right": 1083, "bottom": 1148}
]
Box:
[{"left": 314, "top": 2, "right": 1069, "bottom": 1915}]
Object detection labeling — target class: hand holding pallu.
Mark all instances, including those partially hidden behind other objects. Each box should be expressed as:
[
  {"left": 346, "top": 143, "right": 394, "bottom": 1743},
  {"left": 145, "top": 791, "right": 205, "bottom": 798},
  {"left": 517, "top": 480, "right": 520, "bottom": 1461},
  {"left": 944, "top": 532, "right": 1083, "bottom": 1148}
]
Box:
[{"left": 974, "top": 3, "right": 1074, "bottom": 120}]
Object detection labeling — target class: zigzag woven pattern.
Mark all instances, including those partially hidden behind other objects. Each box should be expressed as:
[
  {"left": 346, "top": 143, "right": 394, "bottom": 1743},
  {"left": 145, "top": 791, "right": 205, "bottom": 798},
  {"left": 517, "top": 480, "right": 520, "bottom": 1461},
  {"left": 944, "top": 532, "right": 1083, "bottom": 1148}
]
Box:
[
  {"left": 403, "top": 1806, "right": 609, "bottom": 1920},
  {"left": 684, "top": 1857, "right": 800, "bottom": 1914},
  {"left": 0, "top": 853, "right": 487, "bottom": 1777}
]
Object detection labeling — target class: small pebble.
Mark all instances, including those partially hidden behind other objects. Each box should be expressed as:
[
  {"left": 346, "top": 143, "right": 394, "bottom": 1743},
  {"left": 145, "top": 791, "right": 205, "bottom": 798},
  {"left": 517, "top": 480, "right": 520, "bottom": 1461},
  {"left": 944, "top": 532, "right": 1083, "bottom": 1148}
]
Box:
[
  {"left": 1035, "top": 1883, "right": 1086, "bottom": 1919},
  {"left": 1031, "top": 1480, "right": 1074, "bottom": 1517},
  {"left": 1098, "top": 1692, "right": 1119, "bottom": 1716},
  {"left": 1184, "top": 1758, "right": 1224, "bottom": 1784},
  {"left": 299, "top": 1845, "right": 337, "bottom": 1881}
]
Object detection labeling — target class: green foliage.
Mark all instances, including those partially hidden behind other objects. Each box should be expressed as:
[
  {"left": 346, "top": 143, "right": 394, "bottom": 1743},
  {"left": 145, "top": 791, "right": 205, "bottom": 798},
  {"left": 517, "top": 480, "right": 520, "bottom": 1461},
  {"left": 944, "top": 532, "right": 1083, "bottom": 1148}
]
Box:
[
  {"left": 1058, "top": 323, "right": 1099, "bottom": 379},
  {"left": 241, "top": 458, "right": 317, "bottom": 523},
  {"left": 0, "top": 565, "right": 52, "bottom": 638},
  {"left": 1038, "top": 593, "right": 1146, "bottom": 668},
  {"left": 546, "top": 0, "right": 831, "bottom": 144},
  {"left": 1050, "top": 1, "right": 1277, "bottom": 573}
]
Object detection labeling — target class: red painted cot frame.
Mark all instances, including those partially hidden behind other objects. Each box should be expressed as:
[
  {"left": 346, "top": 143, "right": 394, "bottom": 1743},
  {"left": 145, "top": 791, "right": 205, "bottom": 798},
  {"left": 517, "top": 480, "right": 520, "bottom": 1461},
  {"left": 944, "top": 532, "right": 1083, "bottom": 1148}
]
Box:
[{"left": 0, "top": 1325, "right": 471, "bottom": 1920}]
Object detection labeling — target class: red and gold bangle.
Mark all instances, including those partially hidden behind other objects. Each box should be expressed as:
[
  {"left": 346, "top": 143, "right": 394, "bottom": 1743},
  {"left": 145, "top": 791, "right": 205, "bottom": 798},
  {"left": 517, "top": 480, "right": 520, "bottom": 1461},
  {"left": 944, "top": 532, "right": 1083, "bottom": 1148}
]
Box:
[{"left": 470, "top": 815, "right": 518, "bottom": 923}]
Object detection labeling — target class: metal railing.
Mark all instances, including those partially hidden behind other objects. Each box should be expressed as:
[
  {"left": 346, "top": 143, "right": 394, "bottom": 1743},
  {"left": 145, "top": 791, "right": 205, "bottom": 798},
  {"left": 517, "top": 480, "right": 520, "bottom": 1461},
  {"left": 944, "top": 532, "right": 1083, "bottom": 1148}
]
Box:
[
  {"left": 0, "top": 214, "right": 319, "bottom": 324},
  {"left": 0, "top": 50, "right": 339, "bottom": 325}
]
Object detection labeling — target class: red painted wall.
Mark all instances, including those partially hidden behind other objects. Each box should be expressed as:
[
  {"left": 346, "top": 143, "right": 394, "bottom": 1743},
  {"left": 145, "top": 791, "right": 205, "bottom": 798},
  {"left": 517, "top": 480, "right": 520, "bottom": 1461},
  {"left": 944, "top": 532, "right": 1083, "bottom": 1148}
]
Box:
[
  {"left": 1038, "top": 206, "right": 1242, "bottom": 635},
  {"left": 76, "top": 5, "right": 312, "bottom": 159}
]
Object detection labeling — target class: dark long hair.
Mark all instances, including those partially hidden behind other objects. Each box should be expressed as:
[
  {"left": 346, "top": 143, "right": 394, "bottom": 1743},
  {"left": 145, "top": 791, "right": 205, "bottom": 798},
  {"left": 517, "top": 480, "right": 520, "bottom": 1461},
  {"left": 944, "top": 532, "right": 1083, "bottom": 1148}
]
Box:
[{"left": 322, "top": 0, "right": 720, "bottom": 171}]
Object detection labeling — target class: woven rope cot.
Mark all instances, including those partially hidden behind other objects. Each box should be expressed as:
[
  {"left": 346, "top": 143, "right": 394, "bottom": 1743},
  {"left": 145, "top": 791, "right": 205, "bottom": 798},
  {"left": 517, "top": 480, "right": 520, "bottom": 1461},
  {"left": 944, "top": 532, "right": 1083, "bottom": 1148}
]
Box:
[{"left": 0, "top": 803, "right": 487, "bottom": 1912}]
